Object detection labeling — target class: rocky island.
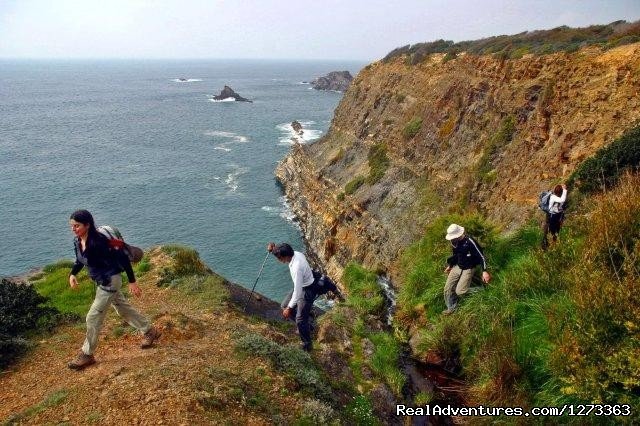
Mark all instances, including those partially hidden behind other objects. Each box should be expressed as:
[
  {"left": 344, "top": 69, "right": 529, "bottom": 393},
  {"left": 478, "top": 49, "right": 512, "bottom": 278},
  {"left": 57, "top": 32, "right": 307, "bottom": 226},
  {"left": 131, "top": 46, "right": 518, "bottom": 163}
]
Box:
[
  {"left": 311, "top": 71, "right": 353, "bottom": 92},
  {"left": 212, "top": 85, "right": 252, "bottom": 102},
  {"left": 291, "top": 120, "right": 304, "bottom": 136}
]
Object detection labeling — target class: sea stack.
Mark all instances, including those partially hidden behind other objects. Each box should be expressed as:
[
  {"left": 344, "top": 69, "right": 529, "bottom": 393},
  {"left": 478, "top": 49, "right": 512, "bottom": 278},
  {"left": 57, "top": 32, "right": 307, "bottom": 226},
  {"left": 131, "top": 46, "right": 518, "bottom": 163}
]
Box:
[
  {"left": 213, "top": 86, "right": 252, "bottom": 102},
  {"left": 291, "top": 120, "right": 304, "bottom": 136},
  {"left": 311, "top": 71, "right": 353, "bottom": 92}
]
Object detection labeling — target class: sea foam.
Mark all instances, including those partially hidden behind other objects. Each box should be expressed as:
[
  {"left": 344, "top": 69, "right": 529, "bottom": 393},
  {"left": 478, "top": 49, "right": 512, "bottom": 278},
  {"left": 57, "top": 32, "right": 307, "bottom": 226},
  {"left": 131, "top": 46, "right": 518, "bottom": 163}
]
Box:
[
  {"left": 172, "top": 78, "right": 203, "bottom": 82},
  {"left": 208, "top": 97, "right": 236, "bottom": 103},
  {"left": 276, "top": 120, "right": 322, "bottom": 145}
]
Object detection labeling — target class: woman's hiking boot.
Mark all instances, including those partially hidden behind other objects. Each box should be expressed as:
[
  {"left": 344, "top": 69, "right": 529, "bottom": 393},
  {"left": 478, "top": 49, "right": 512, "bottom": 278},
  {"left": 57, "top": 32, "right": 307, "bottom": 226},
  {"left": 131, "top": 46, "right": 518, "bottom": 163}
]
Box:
[
  {"left": 140, "top": 326, "right": 161, "bottom": 349},
  {"left": 68, "top": 351, "right": 95, "bottom": 370}
]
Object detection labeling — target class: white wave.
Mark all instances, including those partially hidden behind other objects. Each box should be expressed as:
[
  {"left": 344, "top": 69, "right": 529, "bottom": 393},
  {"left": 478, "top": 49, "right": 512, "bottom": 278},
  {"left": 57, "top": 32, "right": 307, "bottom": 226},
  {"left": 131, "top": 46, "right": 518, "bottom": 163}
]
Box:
[
  {"left": 278, "top": 195, "right": 300, "bottom": 228},
  {"left": 172, "top": 78, "right": 202, "bottom": 82},
  {"left": 260, "top": 196, "right": 300, "bottom": 229},
  {"left": 205, "top": 131, "right": 249, "bottom": 143},
  {"left": 276, "top": 121, "right": 323, "bottom": 146},
  {"left": 208, "top": 97, "right": 235, "bottom": 103},
  {"left": 214, "top": 146, "right": 231, "bottom": 152},
  {"left": 224, "top": 166, "right": 248, "bottom": 193}
]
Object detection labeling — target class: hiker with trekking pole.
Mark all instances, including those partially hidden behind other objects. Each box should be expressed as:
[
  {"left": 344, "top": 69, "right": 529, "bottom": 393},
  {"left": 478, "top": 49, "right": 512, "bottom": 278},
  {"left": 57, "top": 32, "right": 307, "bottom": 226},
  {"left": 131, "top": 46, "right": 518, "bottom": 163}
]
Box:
[{"left": 266, "top": 242, "right": 342, "bottom": 352}]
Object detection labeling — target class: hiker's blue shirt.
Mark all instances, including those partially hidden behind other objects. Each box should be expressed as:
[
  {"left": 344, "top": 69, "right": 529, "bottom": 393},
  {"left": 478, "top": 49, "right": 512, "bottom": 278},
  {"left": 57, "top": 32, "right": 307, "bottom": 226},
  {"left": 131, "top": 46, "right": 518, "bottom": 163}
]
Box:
[
  {"left": 446, "top": 236, "right": 488, "bottom": 271},
  {"left": 70, "top": 234, "right": 135, "bottom": 286}
]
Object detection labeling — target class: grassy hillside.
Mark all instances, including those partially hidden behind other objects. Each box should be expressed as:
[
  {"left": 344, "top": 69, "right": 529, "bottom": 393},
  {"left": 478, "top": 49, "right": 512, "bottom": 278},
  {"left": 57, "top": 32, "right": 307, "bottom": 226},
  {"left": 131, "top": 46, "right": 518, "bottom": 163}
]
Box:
[{"left": 394, "top": 171, "right": 640, "bottom": 422}]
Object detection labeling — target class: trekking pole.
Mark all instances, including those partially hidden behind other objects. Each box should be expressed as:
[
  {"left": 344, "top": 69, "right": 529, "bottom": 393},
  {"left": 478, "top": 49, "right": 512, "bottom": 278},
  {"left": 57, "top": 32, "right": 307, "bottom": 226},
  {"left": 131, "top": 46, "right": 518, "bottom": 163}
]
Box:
[{"left": 244, "top": 251, "right": 271, "bottom": 311}]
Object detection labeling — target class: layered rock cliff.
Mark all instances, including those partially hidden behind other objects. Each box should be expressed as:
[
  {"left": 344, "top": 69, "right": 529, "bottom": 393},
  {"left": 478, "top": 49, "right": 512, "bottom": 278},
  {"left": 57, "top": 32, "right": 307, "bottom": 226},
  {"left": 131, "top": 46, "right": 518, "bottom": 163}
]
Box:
[{"left": 276, "top": 43, "right": 640, "bottom": 280}]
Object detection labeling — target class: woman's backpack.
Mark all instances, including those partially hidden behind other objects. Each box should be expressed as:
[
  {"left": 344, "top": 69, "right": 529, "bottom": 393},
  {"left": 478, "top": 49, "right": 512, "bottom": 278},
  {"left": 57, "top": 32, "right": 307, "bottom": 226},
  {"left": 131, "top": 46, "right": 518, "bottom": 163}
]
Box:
[
  {"left": 538, "top": 191, "right": 552, "bottom": 214},
  {"left": 97, "top": 225, "right": 144, "bottom": 263}
]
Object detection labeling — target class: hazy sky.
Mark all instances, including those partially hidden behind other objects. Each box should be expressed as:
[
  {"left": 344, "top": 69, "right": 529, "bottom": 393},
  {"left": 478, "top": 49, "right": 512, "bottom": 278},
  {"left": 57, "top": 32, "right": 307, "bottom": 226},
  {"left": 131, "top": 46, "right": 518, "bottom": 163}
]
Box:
[{"left": 1, "top": 0, "right": 638, "bottom": 60}]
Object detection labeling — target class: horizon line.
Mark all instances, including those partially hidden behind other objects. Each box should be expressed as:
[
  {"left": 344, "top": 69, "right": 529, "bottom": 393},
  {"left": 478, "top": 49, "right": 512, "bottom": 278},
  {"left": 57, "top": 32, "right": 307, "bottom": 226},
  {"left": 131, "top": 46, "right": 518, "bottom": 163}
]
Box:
[{"left": 0, "top": 56, "right": 375, "bottom": 62}]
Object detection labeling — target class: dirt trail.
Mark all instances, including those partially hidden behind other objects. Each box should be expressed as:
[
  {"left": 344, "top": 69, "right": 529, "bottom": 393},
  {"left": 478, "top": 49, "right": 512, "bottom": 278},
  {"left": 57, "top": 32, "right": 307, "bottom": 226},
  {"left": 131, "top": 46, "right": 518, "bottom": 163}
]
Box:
[{"left": 0, "top": 254, "right": 300, "bottom": 425}]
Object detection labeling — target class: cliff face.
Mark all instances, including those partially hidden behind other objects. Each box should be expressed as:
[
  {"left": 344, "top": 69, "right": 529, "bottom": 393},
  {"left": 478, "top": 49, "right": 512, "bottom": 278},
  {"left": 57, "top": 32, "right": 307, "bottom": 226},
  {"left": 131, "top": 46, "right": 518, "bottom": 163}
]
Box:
[{"left": 276, "top": 43, "right": 640, "bottom": 280}]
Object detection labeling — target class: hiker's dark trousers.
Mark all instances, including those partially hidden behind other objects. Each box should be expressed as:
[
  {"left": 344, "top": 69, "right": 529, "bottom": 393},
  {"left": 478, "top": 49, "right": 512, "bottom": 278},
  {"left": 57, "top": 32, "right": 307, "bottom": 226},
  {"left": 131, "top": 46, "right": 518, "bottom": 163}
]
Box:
[{"left": 281, "top": 286, "right": 315, "bottom": 346}]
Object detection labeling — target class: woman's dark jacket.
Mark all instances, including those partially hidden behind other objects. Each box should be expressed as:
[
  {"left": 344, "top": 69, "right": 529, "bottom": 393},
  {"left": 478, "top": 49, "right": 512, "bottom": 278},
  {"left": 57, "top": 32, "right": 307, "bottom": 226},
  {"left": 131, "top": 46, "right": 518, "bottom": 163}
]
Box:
[
  {"left": 70, "top": 233, "right": 135, "bottom": 286},
  {"left": 446, "top": 236, "right": 488, "bottom": 271}
]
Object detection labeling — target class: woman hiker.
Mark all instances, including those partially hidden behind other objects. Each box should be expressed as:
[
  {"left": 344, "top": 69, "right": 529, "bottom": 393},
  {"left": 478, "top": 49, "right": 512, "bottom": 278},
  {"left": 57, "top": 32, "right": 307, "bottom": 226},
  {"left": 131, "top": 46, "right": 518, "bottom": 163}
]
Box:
[
  {"left": 542, "top": 183, "right": 568, "bottom": 248},
  {"left": 67, "top": 209, "right": 160, "bottom": 370}
]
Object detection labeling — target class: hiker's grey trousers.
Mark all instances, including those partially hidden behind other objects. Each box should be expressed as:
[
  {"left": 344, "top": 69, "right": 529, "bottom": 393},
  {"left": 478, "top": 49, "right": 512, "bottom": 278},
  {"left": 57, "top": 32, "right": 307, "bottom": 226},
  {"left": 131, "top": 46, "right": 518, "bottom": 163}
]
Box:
[
  {"left": 443, "top": 265, "right": 475, "bottom": 311},
  {"left": 82, "top": 274, "right": 150, "bottom": 355}
]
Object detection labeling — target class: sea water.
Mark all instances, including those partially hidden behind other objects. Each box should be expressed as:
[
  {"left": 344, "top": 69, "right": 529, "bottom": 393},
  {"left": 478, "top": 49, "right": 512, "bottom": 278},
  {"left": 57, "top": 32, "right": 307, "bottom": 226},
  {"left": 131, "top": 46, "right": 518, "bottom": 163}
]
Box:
[{"left": 0, "top": 59, "right": 364, "bottom": 301}]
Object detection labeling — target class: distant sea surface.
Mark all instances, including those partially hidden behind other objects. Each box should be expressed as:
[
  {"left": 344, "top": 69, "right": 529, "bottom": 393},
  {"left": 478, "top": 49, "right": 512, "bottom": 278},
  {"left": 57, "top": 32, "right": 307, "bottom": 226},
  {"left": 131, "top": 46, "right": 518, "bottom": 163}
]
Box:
[{"left": 0, "top": 59, "right": 364, "bottom": 301}]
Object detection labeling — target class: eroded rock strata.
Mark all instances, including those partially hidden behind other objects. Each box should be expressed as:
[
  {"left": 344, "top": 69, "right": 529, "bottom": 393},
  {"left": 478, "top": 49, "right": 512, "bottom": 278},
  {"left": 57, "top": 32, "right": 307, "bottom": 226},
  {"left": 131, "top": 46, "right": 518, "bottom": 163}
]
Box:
[{"left": 277, "top": 44, "right": 640, "bottom": 281}]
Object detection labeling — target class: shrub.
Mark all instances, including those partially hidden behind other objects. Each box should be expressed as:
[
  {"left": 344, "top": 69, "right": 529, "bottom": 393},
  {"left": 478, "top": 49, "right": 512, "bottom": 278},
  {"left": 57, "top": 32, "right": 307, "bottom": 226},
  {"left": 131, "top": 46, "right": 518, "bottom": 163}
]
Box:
[
  {"left": 402, "top": 117, "right": 423, "bottom": 140},
  {"left": 0, "top": 278, "right": 60, "bottom": 369},
  {"left": 366, "top": 143, "right": 390, "bottom": 185},
  {"left": 569, "top": 125, "right": 640, "bottom": 194},
  {"left": 235, "top": 333, "right": 332, "bottom": 401},
  {"left": 0, "top": 279, "right": 57, "bottom": 336},
  {"left": 442, "top": 50, "right": 458, "bottom": 62},
  {"left": 158, "top": 245, "right": 211, "bottom": 285},
  {"left": 298, "top": 399, "right": 336, "bottom": 424},
  {"left": 345, "top": 175, "right": 366, "bottom": 195}
]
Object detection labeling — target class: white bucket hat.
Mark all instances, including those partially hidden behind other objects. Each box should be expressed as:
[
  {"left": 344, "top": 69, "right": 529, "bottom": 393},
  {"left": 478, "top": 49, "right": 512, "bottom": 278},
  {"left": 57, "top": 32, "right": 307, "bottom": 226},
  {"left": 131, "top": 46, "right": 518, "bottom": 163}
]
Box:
[{"left": 445, "top": 223, "right": 465, "bottom": 240}]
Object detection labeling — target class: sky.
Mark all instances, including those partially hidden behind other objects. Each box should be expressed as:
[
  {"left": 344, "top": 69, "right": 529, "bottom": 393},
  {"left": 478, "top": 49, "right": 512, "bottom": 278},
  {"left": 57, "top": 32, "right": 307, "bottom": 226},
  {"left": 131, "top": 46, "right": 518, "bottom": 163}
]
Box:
[{"left": 0, "top": 0, "right": 639, "bottom": 61}]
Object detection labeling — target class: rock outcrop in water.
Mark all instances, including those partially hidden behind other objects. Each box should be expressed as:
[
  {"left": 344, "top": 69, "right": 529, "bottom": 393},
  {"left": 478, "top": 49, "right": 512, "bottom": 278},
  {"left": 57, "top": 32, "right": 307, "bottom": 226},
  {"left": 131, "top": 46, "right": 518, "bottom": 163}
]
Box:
[
  {"left": 291, "top": 120, "right": 304, "bottom": 136},
  {"left": 212, "top": 85, "right": 252, "bottom": 102},
  {"left": 311, "top": 71, "right": 353, "bottom": 92},
  {"left": 277, "top": 43, "right": 640, "bottom": 281}
]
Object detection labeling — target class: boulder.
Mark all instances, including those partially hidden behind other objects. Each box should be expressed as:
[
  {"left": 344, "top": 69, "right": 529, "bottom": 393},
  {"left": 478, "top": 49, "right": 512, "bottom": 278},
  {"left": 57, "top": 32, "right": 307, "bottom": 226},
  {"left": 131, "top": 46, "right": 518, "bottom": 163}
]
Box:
[
  {"left": 311, "top": 71, "right": 353, "bottom": 92},
  {"left": 212, "top": 85, "right": 252, "bottom": 102}
]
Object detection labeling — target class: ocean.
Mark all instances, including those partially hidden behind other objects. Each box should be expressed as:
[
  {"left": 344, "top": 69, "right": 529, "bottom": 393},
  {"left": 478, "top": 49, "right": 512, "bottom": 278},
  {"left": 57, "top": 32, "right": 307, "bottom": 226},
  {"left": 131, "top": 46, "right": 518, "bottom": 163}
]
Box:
[{"left": 0, "top": 59, "right": 364, "bottom": 301}]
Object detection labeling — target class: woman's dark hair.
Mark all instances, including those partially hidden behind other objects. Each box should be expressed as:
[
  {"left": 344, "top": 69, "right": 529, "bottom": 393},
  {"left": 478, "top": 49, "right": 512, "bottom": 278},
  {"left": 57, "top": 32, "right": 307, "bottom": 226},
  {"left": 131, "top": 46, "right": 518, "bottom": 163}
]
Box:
[
  {"left": 273, "top": 243, "right": 294, "bottom": 259},
  {"left": 553, "top": 184, "right": 563, "bottom": 197},
  {"left": 70, "top": 209, "right": 102, "bottom": 248}
]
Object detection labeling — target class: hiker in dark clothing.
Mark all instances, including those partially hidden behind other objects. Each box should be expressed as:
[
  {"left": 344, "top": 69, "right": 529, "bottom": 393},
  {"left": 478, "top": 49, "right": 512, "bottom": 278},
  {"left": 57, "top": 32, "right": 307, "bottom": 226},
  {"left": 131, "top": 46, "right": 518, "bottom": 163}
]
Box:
[
  {"left": 67, "top": 210, "right": 160, "bottom": 370},
  {"left": 442, "top": 224, "right": 491, "bottom": 315},
  {"left": 542, "top": 184, "right": 568, "bottom": 249},
  {"left": 267, "top": 242, "right": 316, "bottom": 352}
]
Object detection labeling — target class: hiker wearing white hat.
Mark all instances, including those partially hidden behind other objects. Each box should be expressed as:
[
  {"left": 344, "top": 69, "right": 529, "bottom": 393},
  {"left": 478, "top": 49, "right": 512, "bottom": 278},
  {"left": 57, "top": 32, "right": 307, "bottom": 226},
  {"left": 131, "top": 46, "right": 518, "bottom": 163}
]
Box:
[{"left": 442, "top": 223, "right": 491, "bottom": 315}]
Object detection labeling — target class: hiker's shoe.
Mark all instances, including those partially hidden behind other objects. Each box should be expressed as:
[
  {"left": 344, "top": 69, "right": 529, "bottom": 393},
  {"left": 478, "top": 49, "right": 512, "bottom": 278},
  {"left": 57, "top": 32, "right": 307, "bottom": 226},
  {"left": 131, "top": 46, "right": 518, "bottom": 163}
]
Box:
[
  {"left": 442, "top": 309, "right": 455, "bottom": 316},
  {"left": 68, "top": 351, "right": 95, "bottom": 370},
  {"left": 300, "top": 342, "right": 312, "bottom": 352},
  {"left": 141, "top": 326, "right": 161, "bottom": 349}
]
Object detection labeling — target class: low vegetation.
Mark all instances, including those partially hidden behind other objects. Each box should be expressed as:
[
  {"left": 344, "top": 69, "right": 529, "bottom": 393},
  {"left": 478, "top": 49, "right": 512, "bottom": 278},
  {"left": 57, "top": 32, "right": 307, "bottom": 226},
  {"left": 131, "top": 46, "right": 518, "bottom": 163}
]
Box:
[
  {"left": 234, "top": 332, "right": 332, "bottom": 401},
  {"left": 345, "top": 175, "right": 366, "bottom": 195},
  {"left": 366, "top": 143, "right": 390, "bottom": 185},
  {"left": 477, "top": 116, "right": 516, "bottom": 180},
  {"left": 569, "top": 124, "right": 640, "bottom": 194},
  {"left": 395, "top": 172, "right": 640, "bottom": 420},
  {"left": 402, "top": 117, "right": 423, "bottom": 140},
  {"left": 320, "top": 263, "right": 405, "bottom": 410},
  {"left": 384, "top": 20, "right": 640, "bottom": 64}
]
